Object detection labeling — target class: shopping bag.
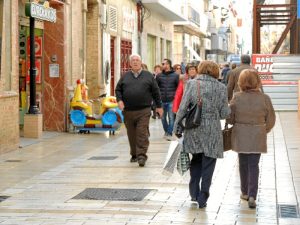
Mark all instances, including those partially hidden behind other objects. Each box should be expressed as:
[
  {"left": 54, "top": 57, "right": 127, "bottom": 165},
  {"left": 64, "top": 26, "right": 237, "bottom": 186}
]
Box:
[
  {"left": 162, "top": 139, "right": 182, "bottom": 175},
  {"left": 177, "top": 149, "right": 190, "bottom": 176}
]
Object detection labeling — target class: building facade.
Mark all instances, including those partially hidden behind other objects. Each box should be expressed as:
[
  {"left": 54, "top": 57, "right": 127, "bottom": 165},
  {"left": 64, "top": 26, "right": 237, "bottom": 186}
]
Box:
[
  {"left": 140, "top": 0, "right": 185, "bottom": 72},
  {"left": 0, "top": 0, "right": 19, "bottom": 153},
  {"left": 173, "top": 0, "right": 209, "bottom": 65},
  {"left": 206, "top": 0, "right": 238, "bottom": 63},
  {"left": 98, "top": 0, "right": 138, "bottom": 96}
]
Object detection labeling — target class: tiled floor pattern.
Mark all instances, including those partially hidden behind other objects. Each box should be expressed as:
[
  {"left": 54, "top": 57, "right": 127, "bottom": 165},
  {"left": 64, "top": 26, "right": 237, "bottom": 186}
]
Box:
[{"left": 0, "top": 112, "right": 299, "bottom": 224}]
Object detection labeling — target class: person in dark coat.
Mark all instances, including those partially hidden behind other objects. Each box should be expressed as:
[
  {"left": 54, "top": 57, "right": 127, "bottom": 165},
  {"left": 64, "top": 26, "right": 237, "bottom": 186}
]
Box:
[
  {"left": 227, "top": 55, "right": 254, "bottom": 101},
  {"left": 156, "top": 59, "right": 179, "bottom": 140},
  {"left": 227, "top": 69, "right": 275, "bottom": 208},
  {"left": 221, "top": 64, "right": 230, "bottom": 85},
  {"left": 115, "top": 54, "right": 163, "bottom": 167},
  {"left": 173, "top": 61, "right": 230, "bottom": 208}
]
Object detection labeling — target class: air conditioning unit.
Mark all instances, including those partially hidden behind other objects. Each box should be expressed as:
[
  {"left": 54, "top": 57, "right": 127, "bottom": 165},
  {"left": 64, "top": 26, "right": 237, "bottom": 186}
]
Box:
[{"left": 100, "top": 4, "right": 107, "bottom": 25}]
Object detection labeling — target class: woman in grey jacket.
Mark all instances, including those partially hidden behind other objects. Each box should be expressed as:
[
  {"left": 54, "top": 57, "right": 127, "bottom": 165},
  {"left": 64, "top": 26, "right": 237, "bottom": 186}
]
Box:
[
  {"left": 228, "top": 69, "right": 275, "bottom": 208},
  {"left": 173, "top": 61, "right": 231, "bottom": 208}
]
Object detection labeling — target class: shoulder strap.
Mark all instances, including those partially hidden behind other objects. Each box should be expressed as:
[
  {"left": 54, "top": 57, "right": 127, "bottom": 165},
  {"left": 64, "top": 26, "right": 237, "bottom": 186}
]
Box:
[{"left": 197, "top": 81, "right": 202, "bottom": 105}]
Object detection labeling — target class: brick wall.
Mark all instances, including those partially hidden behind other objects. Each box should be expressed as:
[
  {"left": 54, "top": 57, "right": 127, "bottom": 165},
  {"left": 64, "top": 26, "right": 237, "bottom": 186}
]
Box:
[{"left": 0, "top": 95, "right": 19, "bottom": 154}]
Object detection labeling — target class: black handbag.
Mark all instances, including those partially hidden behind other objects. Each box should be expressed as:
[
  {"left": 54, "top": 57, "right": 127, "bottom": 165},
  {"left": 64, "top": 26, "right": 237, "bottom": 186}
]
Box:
[
  {"left": 178, "top": 81, "right": 202, "bottom": 130},
  {"left": 223, "top": 123, "right": 232, "bottom": 151}
]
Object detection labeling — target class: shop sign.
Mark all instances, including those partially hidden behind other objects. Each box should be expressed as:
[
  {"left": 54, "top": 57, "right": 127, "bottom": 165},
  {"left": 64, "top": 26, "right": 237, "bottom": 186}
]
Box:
[
  {"left": 122, "top": 7, "right": 135, "bottom": 33},
  {"left": 25, "top": 1, "right": 56, "bottom": 23}
]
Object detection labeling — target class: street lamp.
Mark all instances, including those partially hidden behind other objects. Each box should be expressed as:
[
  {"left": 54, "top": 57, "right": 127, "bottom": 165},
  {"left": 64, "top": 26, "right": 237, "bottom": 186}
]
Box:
[{"left": 224, "top": 27, "right": 231, "bottom": 62}]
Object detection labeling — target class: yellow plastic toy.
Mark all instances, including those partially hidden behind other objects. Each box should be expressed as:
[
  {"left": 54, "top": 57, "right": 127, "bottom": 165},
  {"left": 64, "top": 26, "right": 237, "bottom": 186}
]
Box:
[{"left": 69, "top": 79, "right": 123, "bottom": 134}]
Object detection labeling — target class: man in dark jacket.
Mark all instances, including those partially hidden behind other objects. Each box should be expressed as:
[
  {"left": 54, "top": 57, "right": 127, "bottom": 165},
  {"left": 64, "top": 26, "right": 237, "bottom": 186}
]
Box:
[
  {"left": 221, "top": 64, "right": 230, "bottom": 85},
  {"left": 227, "top": 55, "right": 254, "bottom": 101},
  {"left": 156, "top": 59, "right": 179, "bottom": 140},
  {"left": 115, "top": 54, "right": 163, "bottom": 167}
]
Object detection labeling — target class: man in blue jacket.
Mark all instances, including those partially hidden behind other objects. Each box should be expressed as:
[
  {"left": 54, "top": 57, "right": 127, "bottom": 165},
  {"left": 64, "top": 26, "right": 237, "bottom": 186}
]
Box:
[{"left": 156, "top": 59, "right": 179, "bottom": 140}]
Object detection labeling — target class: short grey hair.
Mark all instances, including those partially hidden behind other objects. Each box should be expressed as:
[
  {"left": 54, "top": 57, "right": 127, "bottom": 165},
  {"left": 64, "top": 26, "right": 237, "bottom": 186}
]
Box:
[
  {"left": 129, "top": 53, "right": 142, "bottom": 61},
  {"left": 241, "top": 54, "right": 251, "bottom": 64}
]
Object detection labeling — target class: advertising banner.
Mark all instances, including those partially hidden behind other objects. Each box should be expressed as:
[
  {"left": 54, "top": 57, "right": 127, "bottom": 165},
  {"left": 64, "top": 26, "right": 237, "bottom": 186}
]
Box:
[
  {"left": 252, "top": 54, "right": 298, "bottom": 85},
  {"left": 252, "top": 54, "right": 274, "bottom": 84}
]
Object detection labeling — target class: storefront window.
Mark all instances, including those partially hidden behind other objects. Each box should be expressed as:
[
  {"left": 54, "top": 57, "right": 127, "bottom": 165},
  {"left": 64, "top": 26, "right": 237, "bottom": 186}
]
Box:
[
  {"left": 147, "top": 34, "right": 156, "bottom": 72},
  {"left": 166, "top": 40, "right": 172, "bottom": 59}
]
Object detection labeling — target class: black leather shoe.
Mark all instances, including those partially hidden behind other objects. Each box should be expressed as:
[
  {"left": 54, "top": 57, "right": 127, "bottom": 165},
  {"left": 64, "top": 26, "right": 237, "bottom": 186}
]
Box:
[
  {"left": 130, "top": 156, "right": 137, "bottom": 163},
  {"left": 197, "top": 192, "right": 209, "bottom": 208},
  {"left": 198, "top": 202, "right": 207, "bottom": 208},
  {"left": 138, "top": 158, "right": 146, "bottom": 167}
]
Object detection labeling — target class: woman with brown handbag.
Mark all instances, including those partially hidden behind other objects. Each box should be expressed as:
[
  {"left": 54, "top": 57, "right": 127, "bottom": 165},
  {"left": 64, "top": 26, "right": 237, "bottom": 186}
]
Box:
[
  {"left": 227, "top": 69, "right": 275, "bottom": 209},
  {"left": 173, "top": 61, "right": 230, "bottom": 208}
]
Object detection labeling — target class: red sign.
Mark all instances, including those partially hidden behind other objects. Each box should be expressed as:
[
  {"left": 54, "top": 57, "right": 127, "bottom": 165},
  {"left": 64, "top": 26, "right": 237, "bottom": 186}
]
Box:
[
  {"left": 27, "top": 36, "right": 42, "bottom": 57},
  {"left": 252, "top": 54, "right": 274, "bottom": 84},
  {"left": 26, "top": 58, "right": 41, "bottom": 83}
]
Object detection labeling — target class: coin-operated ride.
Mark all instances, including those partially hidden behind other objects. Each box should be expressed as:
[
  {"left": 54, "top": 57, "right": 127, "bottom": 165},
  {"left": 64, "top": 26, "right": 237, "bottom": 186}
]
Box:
[{"left": 69, "top": 79, "right": 123, "bottom": 134}]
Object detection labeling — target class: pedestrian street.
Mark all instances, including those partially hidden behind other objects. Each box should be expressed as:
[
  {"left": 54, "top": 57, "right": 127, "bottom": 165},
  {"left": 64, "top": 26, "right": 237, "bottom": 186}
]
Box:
[{"left": 0, "top": 112, "right": 299, "bottom": 225}]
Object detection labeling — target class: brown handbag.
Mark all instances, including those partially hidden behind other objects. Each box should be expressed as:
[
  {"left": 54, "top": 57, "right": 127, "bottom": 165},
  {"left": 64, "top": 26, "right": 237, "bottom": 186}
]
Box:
[{"left": 223, "top": 123, "right": 232, "bottom": 151}]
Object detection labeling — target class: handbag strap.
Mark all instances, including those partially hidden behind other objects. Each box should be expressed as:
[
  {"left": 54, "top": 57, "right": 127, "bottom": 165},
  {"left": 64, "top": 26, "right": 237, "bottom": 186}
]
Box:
[
  {"left": 197, "top": 81, "right": 202, "bottom": 106},
  {"left": 224, "top": 122, "right": 229, "bottom": 130}
]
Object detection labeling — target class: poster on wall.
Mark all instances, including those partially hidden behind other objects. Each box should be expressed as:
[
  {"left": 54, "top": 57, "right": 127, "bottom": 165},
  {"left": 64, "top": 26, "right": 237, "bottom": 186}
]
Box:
[
  {"left": 27, "top": 36, "right": 43, "bottom": 57},
  {"left": 49, "top": 64, "right": 59, "bottom": 78},
  {"left": 26, "top": 58, "right": 41, "bottom": 83}
]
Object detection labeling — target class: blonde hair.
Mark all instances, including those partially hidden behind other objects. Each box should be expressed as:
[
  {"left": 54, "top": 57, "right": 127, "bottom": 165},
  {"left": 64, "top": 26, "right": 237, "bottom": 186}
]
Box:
[
  {"left": 238, "top": 69, "right": 261, "bottom": 91},
  {"left": 197, "top": 60, "right": 219, "bottom": 79}
]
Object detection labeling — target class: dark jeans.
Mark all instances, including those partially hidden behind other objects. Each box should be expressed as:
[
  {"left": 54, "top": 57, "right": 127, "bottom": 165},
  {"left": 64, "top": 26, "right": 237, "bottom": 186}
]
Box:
[
  {"left": 123, "top": 108, "right": 151, "bottom": 160},
  {"left": 189, "top": 153, "right": 217, "bottom": 202},
  {"left": 238, "top": 153, "right": 261, "bottom": 200},
  {"left": 161, "top": 101, "right": 175, "bottom": 135}
]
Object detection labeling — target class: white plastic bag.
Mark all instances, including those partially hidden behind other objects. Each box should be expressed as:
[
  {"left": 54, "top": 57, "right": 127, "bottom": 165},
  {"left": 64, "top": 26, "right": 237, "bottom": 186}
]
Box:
[{"left": 162, "top": 138, "right": 183, "bottom": 175}]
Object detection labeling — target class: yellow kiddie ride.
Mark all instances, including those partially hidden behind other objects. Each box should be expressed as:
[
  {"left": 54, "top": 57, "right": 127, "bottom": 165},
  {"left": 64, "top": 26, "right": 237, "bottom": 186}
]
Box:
[{"left": 69, "top": 79, "right": 123, "bottom": 134}]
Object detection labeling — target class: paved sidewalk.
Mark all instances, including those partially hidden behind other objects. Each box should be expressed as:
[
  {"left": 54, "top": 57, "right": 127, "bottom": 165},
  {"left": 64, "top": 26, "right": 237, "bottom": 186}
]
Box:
[{"left": 0, "top": 112, "right": 299, "bottom": 225}]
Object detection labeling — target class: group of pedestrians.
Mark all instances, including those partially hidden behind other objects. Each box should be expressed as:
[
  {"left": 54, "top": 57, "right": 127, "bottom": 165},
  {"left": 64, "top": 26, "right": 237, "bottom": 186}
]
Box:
[{"left": 115, "top": 53, "right": 275, "bottom": 210}]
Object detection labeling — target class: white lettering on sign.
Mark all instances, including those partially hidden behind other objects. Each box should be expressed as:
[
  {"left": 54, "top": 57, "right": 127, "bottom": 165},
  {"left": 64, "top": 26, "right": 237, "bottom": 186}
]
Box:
[
  {"left": 256, "top": 57, "right": 273, "bottom": 63},
  {"left": 31, "top": 3, "right": 56, "bottom": 23},
  {"left": 254, "top": 64, "right": 273, "bottom": 73}
]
